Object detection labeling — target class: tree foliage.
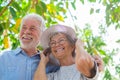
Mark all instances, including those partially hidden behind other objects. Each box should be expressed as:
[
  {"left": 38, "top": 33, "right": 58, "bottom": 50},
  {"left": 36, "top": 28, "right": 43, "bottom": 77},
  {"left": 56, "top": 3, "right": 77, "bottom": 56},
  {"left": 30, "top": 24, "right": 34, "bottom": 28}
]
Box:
[{"left": 0, "top": 0, "right": 120, "bottom": 79}]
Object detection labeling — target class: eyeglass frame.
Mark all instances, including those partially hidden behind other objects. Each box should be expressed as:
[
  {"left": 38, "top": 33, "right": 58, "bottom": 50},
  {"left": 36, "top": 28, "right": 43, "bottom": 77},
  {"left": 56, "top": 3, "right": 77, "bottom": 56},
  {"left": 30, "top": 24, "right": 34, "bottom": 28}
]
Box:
[{"left": 49, "top": 37, "right": 67, "bottom": 47}]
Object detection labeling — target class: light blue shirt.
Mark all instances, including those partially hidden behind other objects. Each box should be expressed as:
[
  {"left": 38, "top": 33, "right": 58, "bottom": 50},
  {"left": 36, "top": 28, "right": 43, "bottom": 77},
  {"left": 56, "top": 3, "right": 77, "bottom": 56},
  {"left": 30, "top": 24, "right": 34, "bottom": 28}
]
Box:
[{"left": 0, "top": 47, "right": 59, "bottom": 80}]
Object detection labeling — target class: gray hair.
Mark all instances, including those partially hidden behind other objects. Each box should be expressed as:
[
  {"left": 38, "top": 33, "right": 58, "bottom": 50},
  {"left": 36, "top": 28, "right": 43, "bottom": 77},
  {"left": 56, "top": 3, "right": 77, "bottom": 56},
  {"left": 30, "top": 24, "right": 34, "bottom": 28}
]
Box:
[{"left": 20, "top": 13, "right": 45, "bottom": 32}]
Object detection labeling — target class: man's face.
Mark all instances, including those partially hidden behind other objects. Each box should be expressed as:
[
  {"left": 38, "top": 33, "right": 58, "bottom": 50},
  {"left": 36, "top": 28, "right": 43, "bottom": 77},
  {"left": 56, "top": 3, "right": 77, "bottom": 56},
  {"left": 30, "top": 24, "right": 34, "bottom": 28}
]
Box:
[{"left": 19, "top": 18, "right": 41, "bottom": 49}]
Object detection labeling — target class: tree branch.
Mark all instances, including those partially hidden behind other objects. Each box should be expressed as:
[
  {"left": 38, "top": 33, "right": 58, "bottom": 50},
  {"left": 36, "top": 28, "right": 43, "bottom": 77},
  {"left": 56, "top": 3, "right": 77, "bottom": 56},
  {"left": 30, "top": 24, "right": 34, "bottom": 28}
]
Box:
[{"left": 0, "top": 0, "right": 13, "bottom": 16}]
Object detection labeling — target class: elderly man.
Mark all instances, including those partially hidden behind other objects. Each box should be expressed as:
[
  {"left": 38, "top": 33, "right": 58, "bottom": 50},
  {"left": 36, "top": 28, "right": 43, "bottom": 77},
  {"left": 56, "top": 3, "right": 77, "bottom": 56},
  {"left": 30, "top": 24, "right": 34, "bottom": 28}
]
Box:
[{"left": 0, "top": 13, "right": 59, "bottom": 80}]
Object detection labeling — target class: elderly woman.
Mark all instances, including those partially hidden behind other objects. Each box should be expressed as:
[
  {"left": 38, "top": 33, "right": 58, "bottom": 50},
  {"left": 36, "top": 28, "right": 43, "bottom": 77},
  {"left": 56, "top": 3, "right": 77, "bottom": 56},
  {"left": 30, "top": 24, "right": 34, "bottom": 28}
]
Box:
[{"left": 34, "top": 24, "right": 101, "bottom": 80}]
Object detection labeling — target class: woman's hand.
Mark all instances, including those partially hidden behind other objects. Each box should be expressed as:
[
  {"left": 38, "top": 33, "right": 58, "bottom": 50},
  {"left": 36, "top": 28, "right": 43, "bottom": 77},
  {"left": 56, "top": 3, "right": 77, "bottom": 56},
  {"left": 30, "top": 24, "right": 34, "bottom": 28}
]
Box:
[
  {"left": 40, "top": 51, "right": 49, "bottom": 66},
  {"left": 75, "top": 39, "right": 95, "bottom": 78},
  {"left": 34, "top": 51, "right": 49, "bottom": 80},
  {"left": 93, "top": 55, "right": 104, "bottom": 72}
]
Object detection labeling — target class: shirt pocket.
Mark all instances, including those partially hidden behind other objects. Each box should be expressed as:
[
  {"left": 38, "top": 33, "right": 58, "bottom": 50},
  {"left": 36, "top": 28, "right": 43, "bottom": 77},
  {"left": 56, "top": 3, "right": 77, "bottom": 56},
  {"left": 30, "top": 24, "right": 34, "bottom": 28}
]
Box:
[
  {"left": 6, "top": 66, "right": 19, "bottom": 80},
  {"left": 7, "top": 66, "right": 17, "bottom": 72}
]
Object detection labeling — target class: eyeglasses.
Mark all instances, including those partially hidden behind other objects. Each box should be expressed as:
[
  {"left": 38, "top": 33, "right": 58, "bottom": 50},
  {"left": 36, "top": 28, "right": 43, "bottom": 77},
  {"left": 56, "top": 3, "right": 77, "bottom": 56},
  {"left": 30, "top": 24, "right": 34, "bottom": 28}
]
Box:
[{"left": 49, "top": 38, "right": 67, "bottom": 47}]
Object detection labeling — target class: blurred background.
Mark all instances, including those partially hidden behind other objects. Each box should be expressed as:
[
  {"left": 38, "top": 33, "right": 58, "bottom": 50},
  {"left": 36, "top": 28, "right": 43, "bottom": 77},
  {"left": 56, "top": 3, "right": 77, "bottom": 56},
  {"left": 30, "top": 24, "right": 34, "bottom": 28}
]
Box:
[{"left": 0, "top": 0, "right": 120, "bottom": 79}]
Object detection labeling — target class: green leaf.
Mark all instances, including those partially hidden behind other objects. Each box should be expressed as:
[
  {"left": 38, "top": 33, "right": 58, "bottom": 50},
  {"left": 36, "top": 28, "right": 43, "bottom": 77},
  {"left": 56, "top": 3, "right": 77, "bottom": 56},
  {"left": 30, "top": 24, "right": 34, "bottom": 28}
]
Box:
[
  {"left": 40, "top": 1, "right": 47, "bottom": 12},
  {"left": 0, "top": 24, "right": 3, "bottom": 35},
  {"left": 71, "top": 1, "right": 76, "bottom": 10},
  {"left": 56, "top": 2, "right": 66, "bottom": 13},
  {"left": 115, "top": 64, "right": 120, "bottom": 73},
  {"left": 65, "top": 1, "right": 68, "bottom": 8},
  {"left": 96, "top": 9, "right": 100, "bottom": 13},
  {"left": 90, "top": 8, "right": 94, "bottom": 14},
  {"left": 12, "top": 2, "right": 21, "bottom": 12},
  {"left": 0, "top": 4, "right": 3, "bottom": 11},
  {"left": 36, "top": 4, "right": 42, "bottom": 15},
  {"left": 46, "top": 16, "right": 52, "bottom": 23},
  {"left": 51, "top": 21, "right": 58, "bottom": 24},
  {"left": 21, "top": 1, "right": 31, "bottom": 16},
  {"left": 35, "top": 1, "right": 47, "bottom": 15},
  {"left": 9, "top": 6, "right": 16, "bottom": 19},
  {"left": 9, "top": 34, "right": 20, "bottom": 49},
  {"left": 80, "top": 0, "right": 84, "bottom": 4},
  {"left": 99, "top": 49, "right": 106, "bottom": 55},
  {"left": 0, "top": 0, "right": 3, "bottom": 4},
  {"left": 116, "top": 39, "right": 120, "bottom": 43},
  {"left": 104, "top": 68, "right": 112, "bottom": 79},
  {"left": 89, "top": 0, "right": 96, "bottom": 2},
  {"left": 0, "top": 36, "right": 3, "bottom": 45},
  {"left": 56, "top": 2, "right": 63, "bottom": 7},
  {"left": 84, "top": 27, "right": 92, "bottom": 37}
]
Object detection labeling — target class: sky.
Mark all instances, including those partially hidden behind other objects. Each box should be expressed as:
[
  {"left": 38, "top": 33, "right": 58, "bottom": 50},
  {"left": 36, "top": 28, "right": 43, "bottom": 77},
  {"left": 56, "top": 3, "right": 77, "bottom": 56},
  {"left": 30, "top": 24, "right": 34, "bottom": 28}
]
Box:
[{"left": 61, "top": 0, "right": 120, "bottom": 52}]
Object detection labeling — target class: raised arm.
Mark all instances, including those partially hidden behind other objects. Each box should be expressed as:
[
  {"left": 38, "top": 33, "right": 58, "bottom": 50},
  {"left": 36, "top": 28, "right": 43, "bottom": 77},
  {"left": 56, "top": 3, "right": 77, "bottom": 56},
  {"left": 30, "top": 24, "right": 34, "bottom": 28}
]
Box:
[
  {"left": 34, "top": 53, "right": 49, "bottom": 80},
  {"left": 75, "top": 39, "right": 97, "bottom": 78}
]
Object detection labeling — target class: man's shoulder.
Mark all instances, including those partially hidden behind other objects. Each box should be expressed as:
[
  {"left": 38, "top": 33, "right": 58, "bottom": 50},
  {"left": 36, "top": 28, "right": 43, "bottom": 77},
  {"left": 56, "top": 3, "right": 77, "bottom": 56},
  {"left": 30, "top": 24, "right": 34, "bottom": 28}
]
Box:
[
  {"left": 0, "top": 48, "right": 21, "bottom": 57},
  {"left": 0, "top": 49, "right": 12, "bottom": 55}
]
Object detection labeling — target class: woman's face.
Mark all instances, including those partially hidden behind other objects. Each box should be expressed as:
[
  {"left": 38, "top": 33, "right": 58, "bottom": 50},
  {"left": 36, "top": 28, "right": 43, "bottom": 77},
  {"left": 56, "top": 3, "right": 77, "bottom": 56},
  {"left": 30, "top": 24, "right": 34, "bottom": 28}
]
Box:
[{"left": 49, "top": 33, "right": 74, "bottom": 60}]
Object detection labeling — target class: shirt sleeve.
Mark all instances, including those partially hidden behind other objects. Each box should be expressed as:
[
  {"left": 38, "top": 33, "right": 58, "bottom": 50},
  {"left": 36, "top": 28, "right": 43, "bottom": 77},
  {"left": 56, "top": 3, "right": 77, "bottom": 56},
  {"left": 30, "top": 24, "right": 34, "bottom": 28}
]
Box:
[
  {"left": 47, "top": 72, "right": 57, "bottom": 80},
  {"left": 46, "top": 62, "right": 60, "bottom": 73},
  {"left": 0, "top": 52, "right": 5, "bottom": 80}
]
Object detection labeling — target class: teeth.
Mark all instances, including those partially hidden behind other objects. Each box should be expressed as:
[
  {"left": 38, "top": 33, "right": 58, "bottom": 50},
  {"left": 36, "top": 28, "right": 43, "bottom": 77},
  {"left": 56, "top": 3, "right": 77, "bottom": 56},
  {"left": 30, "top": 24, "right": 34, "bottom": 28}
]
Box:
[
  {"left": 22, "top": 35, "right": 32, "bottom": 40},
  {"left": 56, "top": 48, "right": 64, "bottom": 53}
]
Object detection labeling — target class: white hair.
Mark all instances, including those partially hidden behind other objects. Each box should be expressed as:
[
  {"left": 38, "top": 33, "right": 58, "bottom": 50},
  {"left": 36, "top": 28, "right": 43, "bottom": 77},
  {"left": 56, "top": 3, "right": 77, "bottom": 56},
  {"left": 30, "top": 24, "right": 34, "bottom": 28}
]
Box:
[{"left": 21, "top": 13, "right": 45, "bottom": 32}]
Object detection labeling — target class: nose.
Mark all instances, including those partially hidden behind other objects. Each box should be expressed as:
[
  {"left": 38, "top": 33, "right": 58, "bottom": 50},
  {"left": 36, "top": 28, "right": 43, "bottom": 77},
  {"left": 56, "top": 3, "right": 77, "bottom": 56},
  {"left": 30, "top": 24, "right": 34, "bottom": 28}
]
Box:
[
  {"left": 55, "top": 41, "right": 60, "bottom": 46},
  {"left": 24, "top": 29, "right": 31, "bottom": 34}
]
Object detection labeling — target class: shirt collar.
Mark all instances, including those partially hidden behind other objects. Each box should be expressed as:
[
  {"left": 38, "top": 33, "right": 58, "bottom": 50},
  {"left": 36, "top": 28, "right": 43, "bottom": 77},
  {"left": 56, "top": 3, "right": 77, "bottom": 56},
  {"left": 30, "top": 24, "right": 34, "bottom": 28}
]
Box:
[
  {"left": 14, "top": 47, "right": 23, "bottom": 55},
  {"left": 14, "top": 47, "right": 41, "bottom": 57}
]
